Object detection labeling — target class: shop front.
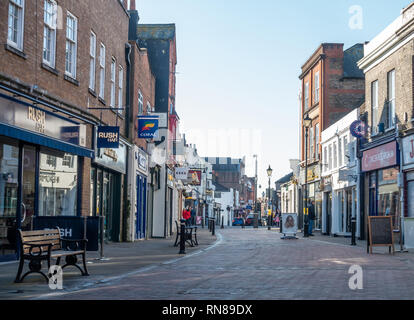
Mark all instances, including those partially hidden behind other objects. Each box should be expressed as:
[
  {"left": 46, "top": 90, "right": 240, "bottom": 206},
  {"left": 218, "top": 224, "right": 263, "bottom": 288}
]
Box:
[
  {"left": 0, "top": 92, "right": 93, "bottom": 261},
  {"left": 362, "top": 141, "right": 401, "bottom": 237},
  {"left": 402, "top": 134, "right": 414, "bottom": 248},
  {"left": 134, "top": 147, "right": 148, "bottom": 240},
  {"left": 300, "top": 164, "right": 322, "bottom": 231},
  {"left": 91, "top": 139, "right": 127, "bottom": 242}
]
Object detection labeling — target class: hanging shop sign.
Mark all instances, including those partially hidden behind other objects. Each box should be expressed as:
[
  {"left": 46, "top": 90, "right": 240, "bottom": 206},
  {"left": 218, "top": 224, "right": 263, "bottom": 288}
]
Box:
[
  {"left": 94, "top": 139, "right": 127, "bottom": 174},
  {"left": 138, "top": 115, "right": 159, "bottom": 139},
  {"left": 350, "top": 120, "right": 367, "bottom": 139},
  {"left": 148, "top": 113, "right": 168, "bottom": 128},
  {"left": 0, "top": 93, "right": 87, "bottom": 146},
  {"left": 362, "top": 141, "right": 398, "bottom": 172},
  {"left": 188, "top": 169, "right": 202, "bottom": 186},
  {"left": 97, "top": 126, "right": 120, "bottom": 148},
  {"left": 402, "top": 134, "right": 414, "bottom": 167},
  {"left": 167, "top": 168, "right": 174, "bottom": 187},
  {"left": 136, "top": 148, "right": 148, "bottom": 175},
  {"left": 175, "top": 167, "right": 189, "bottom": 180}
]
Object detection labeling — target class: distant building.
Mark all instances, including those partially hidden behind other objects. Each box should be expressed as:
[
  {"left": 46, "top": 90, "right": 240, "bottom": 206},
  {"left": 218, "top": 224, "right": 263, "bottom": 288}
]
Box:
[{"left": 204, "top": 157, "right": 245, "bottom": 195}]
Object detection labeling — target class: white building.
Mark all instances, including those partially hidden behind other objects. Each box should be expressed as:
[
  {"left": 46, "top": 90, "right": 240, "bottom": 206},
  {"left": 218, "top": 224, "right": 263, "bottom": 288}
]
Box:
[
  {"left": 320, "top": 109, "right": 360, "bottom": 237},
  {"left": 213, "top": 182, "right": 235, "bottom": 226}
]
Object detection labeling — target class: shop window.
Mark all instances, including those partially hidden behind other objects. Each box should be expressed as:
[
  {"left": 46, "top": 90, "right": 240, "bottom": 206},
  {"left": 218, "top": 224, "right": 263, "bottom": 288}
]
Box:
[
  {"left": 407, "top": 173, "right": 414, "bottom": 217},
  {"left": 378, "top": 167, "right": 400, "bottom": 228},
  {"left": 0, "top": 139, "right": 19, "bottom": 255},
  {"left": 38, "top": 150, "right": 78, "bottom": 216}
]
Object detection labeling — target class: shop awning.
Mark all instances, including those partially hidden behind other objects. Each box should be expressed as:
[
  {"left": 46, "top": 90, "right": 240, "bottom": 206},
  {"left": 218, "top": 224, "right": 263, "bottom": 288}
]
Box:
[{"left": 0, "top": 122, "right": 94, "bottom": 158}]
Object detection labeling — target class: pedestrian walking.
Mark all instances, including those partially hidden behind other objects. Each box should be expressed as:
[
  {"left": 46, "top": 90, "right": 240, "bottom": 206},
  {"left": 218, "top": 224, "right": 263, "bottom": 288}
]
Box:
[{"left": 308, "top": 200, "right": 316, "bottom": 236}]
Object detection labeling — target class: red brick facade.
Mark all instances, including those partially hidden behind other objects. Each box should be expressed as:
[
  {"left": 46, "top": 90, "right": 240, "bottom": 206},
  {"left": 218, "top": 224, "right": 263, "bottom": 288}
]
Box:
[
  {"left": 0, "top": 0, "right": 129, "bottom": 219},
  {"left": 299, "top": 43, "right": 365, "bottom": 163}
]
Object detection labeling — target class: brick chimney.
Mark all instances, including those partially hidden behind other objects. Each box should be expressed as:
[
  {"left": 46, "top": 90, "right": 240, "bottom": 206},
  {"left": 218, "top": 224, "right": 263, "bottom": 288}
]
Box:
[{"left": 130, "top": 0, "right": 136, "bottom": 10}]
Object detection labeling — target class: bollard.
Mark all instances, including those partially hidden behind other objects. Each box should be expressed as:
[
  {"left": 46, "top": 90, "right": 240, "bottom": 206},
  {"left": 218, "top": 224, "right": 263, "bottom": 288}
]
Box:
[
  {"left": 242, "top": 219, "right": 245, "bottom": 229},
  {"left": 212, "top": 219, "right": 215, "bottom": 236},
  {"left": 179, "top": 219, "right": 186, "bottom": 254},
  {"left": 100, "top": 215, "right": 104, "bottom": 259},
  {"left": 221, "top": 216, "right": 224, "bottom": 229},
  {"left": 280, "top": 217, "right": 283, "bottom": 234},
  {"left": 351, "top": 217, "right": 356, "bottom": 246}
]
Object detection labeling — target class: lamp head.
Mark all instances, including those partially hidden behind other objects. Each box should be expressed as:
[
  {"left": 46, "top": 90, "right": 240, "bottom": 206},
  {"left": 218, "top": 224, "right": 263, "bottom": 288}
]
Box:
[
  {"left": 303, "top": 114, "right": 312, "bottom": 128},
  {"left": 267, "top": 165, "right": 273, "bottom": 177}
]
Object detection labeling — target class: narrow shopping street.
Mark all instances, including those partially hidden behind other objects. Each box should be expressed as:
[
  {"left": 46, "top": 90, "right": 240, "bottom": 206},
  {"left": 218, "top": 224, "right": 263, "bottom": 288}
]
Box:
[{"left": 33, "top": 228, "right": 414, "bottom": 300}]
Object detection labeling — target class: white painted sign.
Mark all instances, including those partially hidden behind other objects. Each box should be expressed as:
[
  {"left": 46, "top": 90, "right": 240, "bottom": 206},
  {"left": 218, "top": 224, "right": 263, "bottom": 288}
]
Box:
[
  {"left": 148, "top": 112, "right": 168, "bottom": 128},
  {"left": 175, "top": 167, "right": 189, "bottom": 180},
  {"left": 403, "top": 135, "right": 414, "bottom": 167}
]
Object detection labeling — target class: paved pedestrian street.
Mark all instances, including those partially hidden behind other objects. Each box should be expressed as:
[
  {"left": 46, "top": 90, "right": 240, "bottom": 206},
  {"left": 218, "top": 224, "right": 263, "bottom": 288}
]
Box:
[{"left": 35, "top": 228, "right": 414, "bottom": 300}]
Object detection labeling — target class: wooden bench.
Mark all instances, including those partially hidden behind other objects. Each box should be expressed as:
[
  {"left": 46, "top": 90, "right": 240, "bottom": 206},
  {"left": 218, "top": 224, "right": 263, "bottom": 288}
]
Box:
[
  {"left": 15, "top": 228, "right": 89, "bottom": 284},
  {"left": 174, "top": 221, "right": 198, "bottom": 247}
]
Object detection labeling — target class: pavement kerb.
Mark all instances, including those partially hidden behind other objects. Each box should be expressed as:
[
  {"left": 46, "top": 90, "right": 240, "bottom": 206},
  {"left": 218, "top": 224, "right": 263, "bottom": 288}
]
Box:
[{"left": 31, "top": 231, "right": 223, "bottom": 300}]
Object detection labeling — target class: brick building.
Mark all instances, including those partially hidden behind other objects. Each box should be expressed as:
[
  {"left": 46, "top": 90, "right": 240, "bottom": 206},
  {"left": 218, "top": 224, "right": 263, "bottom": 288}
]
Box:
[
  {"left": 0, "top": 0, "right": 131, "bottom": 261},
  {"left": 135, "top": 24, "right": 179, "bottom": 238},
  {"left": 298, "top": 43, "right": 365, "bottom": 232},
  {"left": 357, "top": 2, "right": 414, "bottom": 245},
  {"left": 124, "top": 5, "right": 156, "bottom": 241}
]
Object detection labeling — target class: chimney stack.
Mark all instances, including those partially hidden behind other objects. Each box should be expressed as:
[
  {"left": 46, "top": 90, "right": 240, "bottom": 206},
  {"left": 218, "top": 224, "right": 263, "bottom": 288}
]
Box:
[{"left": 130, "top": 0, "right": 136, "bottom": 10}]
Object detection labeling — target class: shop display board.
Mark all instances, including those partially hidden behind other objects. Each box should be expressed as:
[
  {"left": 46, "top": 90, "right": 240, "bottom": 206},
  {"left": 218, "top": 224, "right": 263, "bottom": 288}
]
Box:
[{"left": 368, "top": 216, "right": 394, "bottom": 254}]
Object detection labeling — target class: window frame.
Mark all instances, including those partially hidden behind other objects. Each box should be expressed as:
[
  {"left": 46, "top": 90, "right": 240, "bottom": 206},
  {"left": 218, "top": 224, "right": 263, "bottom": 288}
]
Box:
[
  {"left": 138, "top": 90, "right": 144, "bottom": 115},
  {"left": 7, "top": 0, "right": 25, "bottom": 51},
  {"left": 304, "top": 81, "right": 309, "bottom": 110},
  {"left": 89, "top": 31, "right": 97, "bottom": 91},
  {"left": 99, "top": 43, "right": 106, "bottom": 99},
  {"left": 387, "top": 69, "right": 396, "bottom": 129},
  {"left": 42, "top": 0, "right": 57, "bottom": 68},
  {"left": 371, "top": 80, "right": 379, "bottom": 135},
  {"left": 118, "top": 65, "right": 124, "bottom": 114},
  {"left": 110, "top": 57, "right": 116, "bottom": 107},
  {"left": 65, "top": 11, "right": 78, "bottom": 79},
  {"left": 314, "top": 123, "right": 319, "bottom": 160},
  {"left": 314, "top": 71, "right": 320, "bottom": 103}
]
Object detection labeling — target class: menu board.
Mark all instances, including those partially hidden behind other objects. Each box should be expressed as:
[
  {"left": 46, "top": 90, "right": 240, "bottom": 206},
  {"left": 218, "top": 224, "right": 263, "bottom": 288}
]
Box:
[{"left": 368, "top": 216, "right": 394, "bottom": 254}]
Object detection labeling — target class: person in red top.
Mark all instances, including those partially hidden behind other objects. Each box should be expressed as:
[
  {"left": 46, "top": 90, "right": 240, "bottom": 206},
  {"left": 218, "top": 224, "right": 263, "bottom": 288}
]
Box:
[{"left": 182, "top": 206, "right": 191, "bottom": 225}]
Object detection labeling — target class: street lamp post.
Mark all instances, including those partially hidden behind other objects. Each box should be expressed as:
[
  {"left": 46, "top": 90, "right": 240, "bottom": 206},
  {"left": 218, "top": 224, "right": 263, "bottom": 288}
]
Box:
[
  {"left": 303, "top": 114, "right": 312, "bottom": 238},
  {"left": 253, "top": 155, "right": 258, "bottom": 214},
  {"left": 267, "top": 165, "right": 273, "bottom": 231}
]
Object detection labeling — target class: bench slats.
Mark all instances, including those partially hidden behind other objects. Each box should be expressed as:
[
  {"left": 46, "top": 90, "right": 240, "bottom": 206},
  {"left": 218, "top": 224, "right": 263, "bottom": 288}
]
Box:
[
  {"left": 21, "top": 234, "right": 61, "bottom": 242},
  {"left": 20, "top": 229, "right": 60, "bottom": 237}
]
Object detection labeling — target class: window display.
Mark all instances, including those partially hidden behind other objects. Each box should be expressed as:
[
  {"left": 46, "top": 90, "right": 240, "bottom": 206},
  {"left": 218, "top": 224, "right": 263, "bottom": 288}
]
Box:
[{"left": 38, "top": 150, "right": 78, "bottom": 216}]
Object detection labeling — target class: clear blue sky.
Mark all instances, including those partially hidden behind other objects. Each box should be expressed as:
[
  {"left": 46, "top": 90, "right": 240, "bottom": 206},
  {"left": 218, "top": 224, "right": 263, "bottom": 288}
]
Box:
[{"left": 136, "top": 0, "right": 410, "bottom": 191}]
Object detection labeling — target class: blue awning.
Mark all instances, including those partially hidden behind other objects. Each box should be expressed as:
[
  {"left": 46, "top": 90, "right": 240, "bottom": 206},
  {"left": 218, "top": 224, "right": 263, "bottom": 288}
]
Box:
[{"left": 0, "top": 122, "right": 94, "bottom": 158}]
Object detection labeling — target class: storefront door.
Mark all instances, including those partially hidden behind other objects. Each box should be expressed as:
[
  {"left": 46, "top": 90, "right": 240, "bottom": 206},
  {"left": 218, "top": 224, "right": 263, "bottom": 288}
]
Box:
[
  {"left": 0, "top": 138, "right": 19, "bottom": 260},
  {"left": 135, "top": 175, "right": 147, "bottom": 240},
  {"left": 103, "top": 172, "right": 114, "bottom": 241},
  {"left": 0, "top": 142, "right": 36, "bottom": 260},
  {"left": 21, "top": 145, "right": 36, "bottom": 231},
  {"left": 325, "top": 192, "right": 332, "bottom": 235}
]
